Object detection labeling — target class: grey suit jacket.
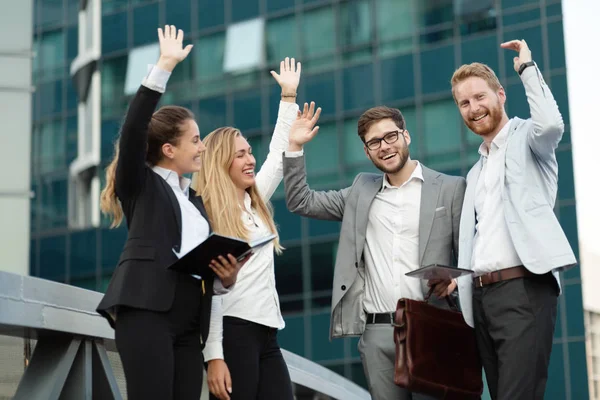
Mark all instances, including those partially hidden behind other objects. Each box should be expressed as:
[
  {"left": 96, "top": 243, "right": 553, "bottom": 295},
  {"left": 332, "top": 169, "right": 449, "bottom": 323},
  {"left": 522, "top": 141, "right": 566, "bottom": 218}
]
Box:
[
  {"left": 456, "top": 64, "right": 577, "bottom": 328},
  {"left": 283, "top": 158, "right": 466, "bottom": 339}
]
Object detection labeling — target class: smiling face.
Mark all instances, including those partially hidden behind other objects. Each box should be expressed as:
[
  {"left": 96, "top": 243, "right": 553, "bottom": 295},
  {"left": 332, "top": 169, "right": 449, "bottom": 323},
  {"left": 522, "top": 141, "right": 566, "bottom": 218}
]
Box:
[
  {"left": 167, "top": 119, "right": 205, "bottom": 174},
  {"left": 363, "top": 118, "right": 411, "bottom": 174},
  {"left": 228, "top": 134, "right": 256, "bottom": 191},
  {"left": 453, "top": 76, "right": 506, "bottom": 139}
]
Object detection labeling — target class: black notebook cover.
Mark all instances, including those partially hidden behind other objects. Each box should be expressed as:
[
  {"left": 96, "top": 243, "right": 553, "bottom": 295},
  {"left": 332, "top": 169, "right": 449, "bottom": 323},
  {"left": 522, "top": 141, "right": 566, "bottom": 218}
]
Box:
[{"left": 168, "top": 233, "right": 276, "bottom": 276}]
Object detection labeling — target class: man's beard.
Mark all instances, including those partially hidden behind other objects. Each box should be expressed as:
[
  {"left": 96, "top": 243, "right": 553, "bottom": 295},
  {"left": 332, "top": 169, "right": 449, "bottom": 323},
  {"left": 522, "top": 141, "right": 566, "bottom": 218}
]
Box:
[
  {"left": 372, "top": 143, "right": 410, "bottom": 175},
  {"left": 464, "top": 102, "right": 504, "bottom": 136}
]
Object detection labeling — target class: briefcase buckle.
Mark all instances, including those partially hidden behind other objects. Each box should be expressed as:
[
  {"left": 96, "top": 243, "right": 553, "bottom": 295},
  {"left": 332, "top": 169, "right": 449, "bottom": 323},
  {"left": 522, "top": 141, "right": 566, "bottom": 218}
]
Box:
[{"left": 391, "top": 312, "right": 404, "bottom": 328}]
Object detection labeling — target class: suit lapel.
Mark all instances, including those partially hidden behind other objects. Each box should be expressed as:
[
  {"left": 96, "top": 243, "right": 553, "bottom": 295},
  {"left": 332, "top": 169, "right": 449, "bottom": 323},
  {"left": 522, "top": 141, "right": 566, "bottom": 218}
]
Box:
[
  {"left": 354, "top": 175, "right": 383, "bottom": 263},
  {"left": 457, "top": 159, "right": 483, "bottom": 269},
  {"left": 157, "top": 177, "right": 182, "bottom": 237},
  {"left": 418, "top": 166, "right": 442, "bottom": 265}
]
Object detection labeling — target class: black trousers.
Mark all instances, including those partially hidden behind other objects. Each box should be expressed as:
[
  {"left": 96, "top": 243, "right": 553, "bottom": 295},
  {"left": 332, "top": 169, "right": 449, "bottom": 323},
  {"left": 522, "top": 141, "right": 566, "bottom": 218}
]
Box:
[
  {"left": 473, "top": 273, "right": 558, "bottom": 400},
  {"left": 115, "top": 274, "right": 205, "bottom": 400},
  {"left": 209, "top": 317, "right": 293, "bottom": 400}
]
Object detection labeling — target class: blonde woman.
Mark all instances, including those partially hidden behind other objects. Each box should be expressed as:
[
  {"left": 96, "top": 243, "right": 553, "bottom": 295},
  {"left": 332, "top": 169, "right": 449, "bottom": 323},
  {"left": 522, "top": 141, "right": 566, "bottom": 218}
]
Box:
[{"left": 194, "top": 59, "right": 321, "bottom": 400}]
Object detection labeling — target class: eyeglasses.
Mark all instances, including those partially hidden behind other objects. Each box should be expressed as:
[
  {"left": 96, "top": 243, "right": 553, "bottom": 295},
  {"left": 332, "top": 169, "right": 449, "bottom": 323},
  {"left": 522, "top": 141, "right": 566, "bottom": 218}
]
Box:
[{"left": 364, "top": 130, "right": 403, "bottom": 151}]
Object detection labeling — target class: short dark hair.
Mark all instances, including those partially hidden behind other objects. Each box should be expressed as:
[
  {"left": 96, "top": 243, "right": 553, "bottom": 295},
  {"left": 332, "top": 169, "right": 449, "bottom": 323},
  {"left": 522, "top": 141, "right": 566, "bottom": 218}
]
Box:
[{"left": 357, "top": 106, "right": 405, "bottom": 141}]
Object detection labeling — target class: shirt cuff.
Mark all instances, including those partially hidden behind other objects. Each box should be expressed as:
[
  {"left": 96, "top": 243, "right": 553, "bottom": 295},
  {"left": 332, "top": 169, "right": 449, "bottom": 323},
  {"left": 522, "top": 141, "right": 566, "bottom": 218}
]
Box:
[
  {"left": 141, "top": 64, "right": 171, "bottom": 93},
  {"left": 202, "top": 342, "right": 225, "bottom": 361},
  {"left": 285, "top": 150, "right": 304, "bottom": 157}
]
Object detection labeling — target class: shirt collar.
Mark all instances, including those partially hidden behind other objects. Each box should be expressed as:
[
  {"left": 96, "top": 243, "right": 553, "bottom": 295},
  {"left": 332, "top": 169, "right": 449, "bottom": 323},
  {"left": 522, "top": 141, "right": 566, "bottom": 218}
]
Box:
[
  {"left": 152, "top": 165, "right": 191, "bottom": 195},
  {"left": 382, "top": 161, "right": 424, "bottom": 190},
  {"left": 478, "top": 118, "right": 512, "bottom": 157}
]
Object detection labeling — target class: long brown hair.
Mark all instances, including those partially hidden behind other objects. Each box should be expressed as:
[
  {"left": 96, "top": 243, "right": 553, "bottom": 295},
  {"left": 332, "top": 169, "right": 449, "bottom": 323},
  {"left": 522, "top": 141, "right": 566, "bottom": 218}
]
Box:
[
  {"left": 100, "top": 106, "right": 195, "bottom": 227},
  {"left": 192, "top": 127, "right": 282, "bottom": 253}
]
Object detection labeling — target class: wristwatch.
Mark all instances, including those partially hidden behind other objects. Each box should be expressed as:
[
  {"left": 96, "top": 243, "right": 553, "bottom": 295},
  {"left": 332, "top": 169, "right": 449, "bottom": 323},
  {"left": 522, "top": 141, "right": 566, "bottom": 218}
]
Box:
[{"left": 518, "top": 61, "right": 535, "bottom": 76}]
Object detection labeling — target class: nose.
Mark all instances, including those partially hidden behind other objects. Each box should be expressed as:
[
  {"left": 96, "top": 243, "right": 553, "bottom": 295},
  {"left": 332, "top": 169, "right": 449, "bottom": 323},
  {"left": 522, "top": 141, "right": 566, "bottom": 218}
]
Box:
[
  {"left": 198, "top": 140, "right": 206, "bottom": 152},
  {"left": 379, "top": 139, "right": 392, "bottom": 152}
]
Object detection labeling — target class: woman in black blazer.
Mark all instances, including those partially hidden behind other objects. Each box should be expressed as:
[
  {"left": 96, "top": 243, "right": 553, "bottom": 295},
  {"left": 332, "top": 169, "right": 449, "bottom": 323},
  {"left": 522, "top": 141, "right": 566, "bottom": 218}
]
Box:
[{"left": 97, "top": 25, "right": 243, "bottom": 400}]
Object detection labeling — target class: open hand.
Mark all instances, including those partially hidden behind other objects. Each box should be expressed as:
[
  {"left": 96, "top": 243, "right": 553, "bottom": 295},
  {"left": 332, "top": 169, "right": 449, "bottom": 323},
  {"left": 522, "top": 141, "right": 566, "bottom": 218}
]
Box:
[
  {"left": 209, "top": 253, "right": 251, "bottom": 288},
  {"left": 500, "top": 39, "right": 532, "bottom": 73},
  {"left": 288, "top": 102, "right": 321, "bottom": 152},
  {"left": 156, "top": 25, "right": 193, "bottom": 72},
  {"left": 270, "top": 57, "right": 301, "bottom": 95},
  {"left": 207, "top": 359, "right": 232, "bottom": 400}
]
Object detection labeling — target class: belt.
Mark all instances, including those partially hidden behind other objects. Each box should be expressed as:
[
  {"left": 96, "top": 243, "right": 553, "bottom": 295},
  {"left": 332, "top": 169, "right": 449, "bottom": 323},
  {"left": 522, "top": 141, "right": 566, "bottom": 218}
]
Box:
[
  {"left": 366, "top": 312, "right": 394, "bottom": 325},
  {"left": 473, "top": 265, "right": 533, "bottom": 288}
]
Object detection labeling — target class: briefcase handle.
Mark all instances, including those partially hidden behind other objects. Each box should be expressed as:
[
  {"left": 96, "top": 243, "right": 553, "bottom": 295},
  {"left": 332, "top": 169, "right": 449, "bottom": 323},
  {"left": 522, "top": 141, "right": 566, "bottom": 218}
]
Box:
[{"left": 424, "top": 286, "right": 459, "bottom": 312}]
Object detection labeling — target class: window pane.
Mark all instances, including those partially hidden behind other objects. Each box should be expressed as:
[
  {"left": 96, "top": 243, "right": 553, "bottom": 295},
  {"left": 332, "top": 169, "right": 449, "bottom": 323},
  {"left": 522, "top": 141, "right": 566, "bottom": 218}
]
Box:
[
  {"left": 267, "top": 0, "right": 295, "bottom": 13},
  {"left": 39, "top": 80, "right": 64, "bottom": 117},
  {"left": 133, "top": 3, "right": 159, "bottom": 47},
  {"left": 305, "top": 122, "right": 338, "bottom": 174},
  {"left": 194, "top": 32, "right": 225, "bottom": 83},
  {"left": 102, "top": 12, "right": 128, "bottom": 54},
  {"left": 266, "top": 16, "right": 298, "bottom": 65},
  {"left": 199, "top": 0, "right": 225, "bottom": 30},
  {"left": 66, "top": 116, "right": 78, "bottom": 164},
  {"left": 70, "top": 229, "right": 97, "bottom": 279},
  {"left": 231, "top": 0, "right": 259, "bottom": 22},
  {"left": 417, "top": 0, "right": 454, "bottom": 28},
  {"left": 505, "top": 82, "right": 528, "bottom": 124},
  {"left": 39, "top": 30, "right": 65, "bottom": 82},
  {"left": 340, "top": 0, "right": 372, "bottom": 48},
  {"left": 501, "top": 0, "right": 538, "bottom": 11},
  {"left": 547, "top": 22, "right": 566, "bottom": 70},
  {"left": 343, "top": 117, "right": 364, "bottom": 165},
  {"left": 377, "top": 0, "right": 416, "bottom": 41},
  {"left": 311, "top": 241, "right": 337, "bottom": 291},
  {"left": 460, "top": 33, "right": 499, "bottom": 73},
  {"left": 67, "top": 26, "right": 78, "bottom": 63},
  {"left": 278, "top": 316, "right": 305, "bottom": 355},
  {"left": 198, "top": 96, "right": 227, "bottom": 135},
  {"left": 503, "top": 25, "right": 544, "bottom": 72},
  {"left": 421, "top": 44, "right": 455, "bottom": 94},
  {"left": 273, "top": 198, "right": 302, "bottom": 242},
  {"left": 165, "top": 0, "right": 192, "bottom": 34},
  {"left": 343, "top": 63, "right": 374, "bottom": 111},
  {"left": 39, "top": 177, "right": 68, "bottom": 229},
  {"left": 381, "top": 53, "right": 414, "bottom": 102},
  {"left": 101, "top": 56, "right": 128, "bottom": 118},
  {"left": 101, "top": 119, "right": 120, "bottom": 161},
  {"left": 39, "top": 120, "right": 66, "bottom": 174},
  {"left": 275, "top": 245, "right": 303, "bottom": 297},
  {"left": 302, "top": 7, "right": 335, "bottom": 68},
  {"left": 100, "top": 226, "right": 127, "bottom": 270},
  {"left": 39, "top": 235, "right": 67, "bottom": 282},
  {"left": 304, "top": 71, "right": 336, "bottom": 118},
  {"left": 460, "top": 13, "right": 496, "bottom": 36},
  {"left": 502, "top": 7, "right": 540, "bottom": 27},
  {"left": 550, "top": 74, "right": 570, "bottom": 126},
  {"left": 103, "top": 0, "right": 128, "bottom": 14},
  {"left": 311, "top": 312, "right": 345, "bottom": 361},
  {"left": 402, "top": 107, "right": 419, "bottom": 157},
  {"left": 423, "top": 99, "right": 461, "bottom": 154},
  {"left": 233, "top": 89, "right": 262, "bottom": 132},
  {"left": 39, "top": 0, "right": 63, "bottom": 28}
]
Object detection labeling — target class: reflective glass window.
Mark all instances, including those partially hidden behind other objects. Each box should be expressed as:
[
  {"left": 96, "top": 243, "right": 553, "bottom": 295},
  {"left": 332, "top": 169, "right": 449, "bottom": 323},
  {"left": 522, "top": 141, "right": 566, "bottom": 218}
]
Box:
[
  {"left": 267, "top": 0, "right": 295, "bottom": 13},
  {"left": 422, "top": 99, "right": 461, "bottom": 154},
  {"left": 377, "top": 0, "right": 416, "bottom": 41},
  {"left": 39, "top": 235, "right": 67, "bottom": 282},
  {"left": 305, "top": 122, "right": 338, "bottom": 174},
  {"left": 198, "top": 96, "right": 227, "bottom": 135},
  {"left": 165, "top": 0, "right": 192, "bottom": 34},
  {"left": 266, "top": 16, "right": 298, "bottom": 65},
  {"left": 198, "top": 0, "right": 225, "bottom": 30},
  {"left": 231, "top": 0, "right": 259, "bottom": 23},
  {"left": 39, "top": 0, "right": 63, "bottom": 28},
  {"left": 304, "top": 71, "right": 336, "bottom": 118},
  {"left": 460, "top": 33, "right": 499, "bottom": 73},
  {"left": 70, "top": 229, "right": 97, "bottom": 279},
  {"left": 102, "top": 12, "right": 128, "bottom": 54},
  {"left": 233, "top": 89, "right": 262, "bottom": 132},
  {"left": 302, "top": 6, "right": 336, "bottom": 70},
  {"left": 340, "top": 0, "right": 372, "bottom": 48},
  {"left": 133, "top": 3, "right": 159, "bottom": 47},
  {"left": 502, "top": 25, "right": 544, "bottom": 72},
  {"left": 343, "top": 63, "right": 374, "bottom": 111},
  {"left": 101, "top": 56, "right": 128, "bottom": 118},
  {"left": 548, "top": 22, "right": 566, "bottom": 70},
  {"left": 381, "top": 54, "right": 414, "bottom": 102},
  {"left": 421, "top": 44, "right": 455, "bottom": 94},
  {"left": 39, "top": 30, "right": 65, "bottom": 82},
  {"left": 194, "top": 32, "right": 226, "bottom": 96}
]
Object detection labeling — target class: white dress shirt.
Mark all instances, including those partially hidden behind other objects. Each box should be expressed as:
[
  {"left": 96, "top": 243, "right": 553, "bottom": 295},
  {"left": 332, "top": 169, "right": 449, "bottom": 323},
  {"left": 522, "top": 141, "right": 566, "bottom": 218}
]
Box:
[
  {"left": 363, "top": 162, "right": 425, "bottom": 313},
  {"left": 472, "top": 119, "right": 523, "bottom": 275},
  {"left": 203, "top": 100, "right": 299, "bottom": 361}
]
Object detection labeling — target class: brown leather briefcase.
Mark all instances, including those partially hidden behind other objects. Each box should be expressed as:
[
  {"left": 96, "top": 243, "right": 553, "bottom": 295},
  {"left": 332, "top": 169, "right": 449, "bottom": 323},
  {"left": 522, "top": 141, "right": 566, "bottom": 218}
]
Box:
[{"left": 393, "top": 293, "right": 483, "bottom": 399}]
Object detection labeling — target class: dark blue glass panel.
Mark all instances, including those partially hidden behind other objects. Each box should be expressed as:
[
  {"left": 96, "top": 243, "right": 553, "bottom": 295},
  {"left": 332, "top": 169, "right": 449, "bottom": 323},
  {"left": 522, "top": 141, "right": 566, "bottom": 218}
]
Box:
[
  {"left": 343, "top": 63, "right": 374, "bottom": 111},
  {"left": 568, "top": 341, "right": 590, "bottom": 400},
  {"left": 67, "top": 26, "right": 78, "bottom": 62},
  {"left": 166, "top": 0, "right": 192, "bottom": 34},
  {"left": 381, "top": 53, "right": 414, "bottom": 102},
  {"left": 545, "top": 343, "right": 566, "bottom": 399},
  {"left": 505, "top": 83, "right": 528, "bottom": 122},
  {"left": 102, "top": 119, "right": 121, "bottom": 161},
  {"left": 274, "top": 245, "right": 303, "bottom": 296},
  {"left": 501, "top": 0, "right": 538, "bottom": 10},
  {"left": 560, "top": 204, "right": 580, "bottom": 280},
  {"left": 503, "top": 25, "right": 544, "bottom": 72},
  {"left": 231, "top": 0, "right": 259, "bottom": 23},
  {"left": 233, "top": 89, "right": 262, "bottom": 132},
  {"left": 310, "top": 241, "right": 337, "bottom": 291},
  {"left": 304, "top": 71, "right": 336, "bottom": 117},
  {"left": 198, "top": 96, "right": 227, "bottom": 135},
  {"left": 421, "top": 45, "right": 455, "bottom": 94},
  {"left": 39, "top": 80, "right": 64, "bottom": 117},
  {"left": 273, "top": 198, "right": 301, "bottom": 242},
  {"left": 102, "top": 12, "right": 128, "bottom": 54},
  {"left": 547, "top": 22, "right": 566, "bottom": 70},
  {"left": 101, "top": 226, "right": 128, "bottom": 270},
  {"left": 556, "top": 150, "right": 575, "bottom": 200},
  {"left": 550, "top": 74, "right": 570, "bottom": 126},
  {"left": 311, "top": 312, "right": 344, "bottom": 361},
  {"left": 66, "top": 77, "right": 78, "bottom": 111},
  {"left": 29, "top": 238, "right": 38, "bottom": 276},
  {"left": 460, "top": 33, "right": 499, "bottom": 74},
  {"left": 198, "top": 0, "right": 225, "bottom": 30},
  {"left": 39, "top": 0, "right": 63, "bottom": 28},
  {"left": 278, "top": 316, "right": 305, "bottom": 355},
  {"left": 308, "top": 219, "right": 341, "bottom": 238},
  {"left": 267, "top": 0, "right": 295, "bottom": 13},
  {"left": 564, "top": 283, "right": 585, "bottom": 336},
  {"left": 67, "top": 0, "right": 79, "bottom": 25},
  {"left": 546, "top": 2, "right": 562, "bottom": 18},
  {"left": 39, "top": 234, "right": 67, "bottom": 282},
  {"left": 70, "top": 229, "right": 97, "bottom": 278},
  {"left": 133, "top": 3, "right": 159, "bottom": 47},
  {"left": 66, "top": 116, "right": 78, "bottom": 164},
  {"left": 502, "top": 8, "right": 541, "bottom": 26}
]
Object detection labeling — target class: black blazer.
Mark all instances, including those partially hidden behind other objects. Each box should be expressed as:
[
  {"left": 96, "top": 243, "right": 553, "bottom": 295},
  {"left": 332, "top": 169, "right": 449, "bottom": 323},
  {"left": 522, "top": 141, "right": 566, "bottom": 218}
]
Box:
[{"left": 97, "top": 85, "right": 214, "bottom": 344}]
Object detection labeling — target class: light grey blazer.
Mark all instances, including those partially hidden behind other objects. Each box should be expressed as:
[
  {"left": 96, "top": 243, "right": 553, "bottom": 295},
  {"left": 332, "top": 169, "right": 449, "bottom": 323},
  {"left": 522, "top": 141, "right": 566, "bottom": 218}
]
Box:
[
  {"left": 456, "top": 64, "right": 577, "bottom": 328},
  {"left": 283, "top": 158, "right": 466, "bottom": 339}
]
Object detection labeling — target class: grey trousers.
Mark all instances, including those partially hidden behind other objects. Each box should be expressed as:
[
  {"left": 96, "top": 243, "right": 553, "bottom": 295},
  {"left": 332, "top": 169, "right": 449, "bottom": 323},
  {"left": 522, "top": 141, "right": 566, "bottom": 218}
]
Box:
[{"left": 358, "top": 323, "right": 439, "bottom": 400}]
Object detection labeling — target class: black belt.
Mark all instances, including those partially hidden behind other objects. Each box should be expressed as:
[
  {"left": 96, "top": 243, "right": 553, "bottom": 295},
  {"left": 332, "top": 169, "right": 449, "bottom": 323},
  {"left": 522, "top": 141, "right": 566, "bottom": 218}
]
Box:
[{"left": 366, "top": 312, "right": 394, "bottom": 325}]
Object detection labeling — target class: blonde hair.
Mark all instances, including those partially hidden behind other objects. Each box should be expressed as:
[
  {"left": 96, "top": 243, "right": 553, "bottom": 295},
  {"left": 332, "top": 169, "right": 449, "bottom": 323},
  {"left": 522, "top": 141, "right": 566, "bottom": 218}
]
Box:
[
  {"left": 192, "top": 127, "right": 282, "bottom": 253},
  {"left": 451, "top": 62, "right": 502, "bottom": 101},
  {"left": 100, "top": 105, "right": 195, "bottom": 228}
]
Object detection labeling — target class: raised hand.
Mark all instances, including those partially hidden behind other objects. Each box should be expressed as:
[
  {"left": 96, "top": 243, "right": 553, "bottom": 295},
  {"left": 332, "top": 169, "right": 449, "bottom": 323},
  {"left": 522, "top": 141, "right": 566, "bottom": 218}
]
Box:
[
  {"left": 270, "top": 57, "right": 301, "bottom": 95},
  {"left": 156, "top": 25, "right": 193, "bottom": 72},
  {"left": 500, "top": 39, "right": 532, "bottom": 73},
  {"left": 288, "top": 102, "right": 321, "bottom": 152}
]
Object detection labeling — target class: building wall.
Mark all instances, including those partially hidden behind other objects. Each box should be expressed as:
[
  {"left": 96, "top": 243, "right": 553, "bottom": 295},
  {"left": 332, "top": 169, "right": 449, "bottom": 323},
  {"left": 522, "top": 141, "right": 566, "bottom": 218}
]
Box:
[{"left": 30, "top": 0, "right": 588, "bottom": 397}]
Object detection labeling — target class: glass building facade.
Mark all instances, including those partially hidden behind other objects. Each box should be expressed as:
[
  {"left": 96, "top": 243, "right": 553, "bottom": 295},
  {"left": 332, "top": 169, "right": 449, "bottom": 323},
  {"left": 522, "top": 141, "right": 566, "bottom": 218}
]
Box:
[{"left": 30, "top": 0, "right": 587, "bottom": 398}]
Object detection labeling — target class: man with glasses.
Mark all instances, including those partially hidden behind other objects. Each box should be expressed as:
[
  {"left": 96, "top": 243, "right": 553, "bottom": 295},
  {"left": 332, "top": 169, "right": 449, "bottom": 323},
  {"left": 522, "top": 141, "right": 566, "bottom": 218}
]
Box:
[{"left": 281, "top": 106, "right": 466, "bottom": 400}]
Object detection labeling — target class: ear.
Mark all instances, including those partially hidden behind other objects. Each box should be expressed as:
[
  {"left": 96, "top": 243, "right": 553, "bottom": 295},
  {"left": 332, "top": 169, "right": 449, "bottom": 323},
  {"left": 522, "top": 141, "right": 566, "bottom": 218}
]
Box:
[
  {"left": 498, "top": 86, "right": 507, "bottom": 106},
  {"left": 403, "top": 130, "right": 412, "bottom": 147},
  {"left": 161, "top": 142, "right": 175, "bottom": 159},
  {"left": 363, "top": 144, "right": 372, "bottom": 161}
]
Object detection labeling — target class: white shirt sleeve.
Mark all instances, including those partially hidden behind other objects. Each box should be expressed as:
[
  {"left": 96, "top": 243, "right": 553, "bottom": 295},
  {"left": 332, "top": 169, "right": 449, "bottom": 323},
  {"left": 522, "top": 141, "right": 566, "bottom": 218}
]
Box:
[
  {"left": 254, "top": 101, "right": 299, "bottom": 201},
  {"left": 202, "top": 295, "right": 225, "bottom": 361},
  {"left": 284, "top": 150, "right": 304, "bottom": 158},
  {"left": 141, "top": 64, "right": 172, "bottom": 93}
]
